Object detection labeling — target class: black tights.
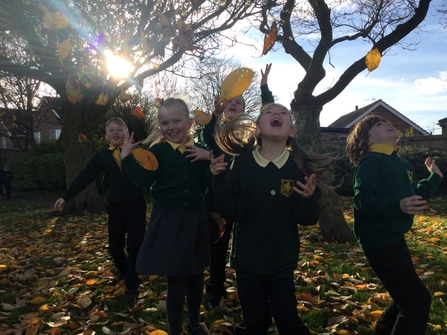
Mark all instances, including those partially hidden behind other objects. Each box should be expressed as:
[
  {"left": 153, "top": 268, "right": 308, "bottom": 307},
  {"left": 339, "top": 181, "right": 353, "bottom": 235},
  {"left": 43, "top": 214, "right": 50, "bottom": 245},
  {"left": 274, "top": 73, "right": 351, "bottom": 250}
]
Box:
[{"left": 166, "top": 273, "right": 204, "bottom": 335}]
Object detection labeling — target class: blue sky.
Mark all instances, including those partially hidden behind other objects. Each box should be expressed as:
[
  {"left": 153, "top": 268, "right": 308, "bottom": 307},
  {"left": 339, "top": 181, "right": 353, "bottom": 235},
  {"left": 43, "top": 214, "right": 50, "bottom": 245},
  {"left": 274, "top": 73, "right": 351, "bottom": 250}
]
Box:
[{"left": 228, "top": 7, "right": 447, "bottom": 134}]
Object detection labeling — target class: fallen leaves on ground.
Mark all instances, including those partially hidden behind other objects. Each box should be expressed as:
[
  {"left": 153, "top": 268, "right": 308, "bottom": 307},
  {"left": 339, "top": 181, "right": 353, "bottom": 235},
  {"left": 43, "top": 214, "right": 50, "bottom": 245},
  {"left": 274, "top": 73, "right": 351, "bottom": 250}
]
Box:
[{"left": 1, "top": 197, "right": 446, "bottom": 334}]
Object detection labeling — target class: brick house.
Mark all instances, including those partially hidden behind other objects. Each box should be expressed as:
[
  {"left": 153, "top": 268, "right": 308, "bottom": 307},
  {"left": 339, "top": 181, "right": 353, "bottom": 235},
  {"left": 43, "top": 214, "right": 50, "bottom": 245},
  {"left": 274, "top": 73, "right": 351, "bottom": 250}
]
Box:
[
  {"left": 321, "top": 99, "right": 429, "bottom": 142},
  {"left": 0, "top": 96, "right": 62, "bottom": 165}
]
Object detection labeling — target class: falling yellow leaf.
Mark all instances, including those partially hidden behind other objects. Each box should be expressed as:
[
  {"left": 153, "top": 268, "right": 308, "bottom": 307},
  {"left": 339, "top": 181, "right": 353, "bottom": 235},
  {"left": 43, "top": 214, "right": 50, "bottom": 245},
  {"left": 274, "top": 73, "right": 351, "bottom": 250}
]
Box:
[
  {"left": 132, "top": 148, "right": 159, "bottom": 171},
  {"left": 193, "top": 109, "right": 212, "bottom": 126},
  {"left": 39, "top": 5, "right": 55, "bottom": 29},
  {"left": 365, "top": 48, "right": 381, "bottom": 72},
  {"left": 52, "top": 12, "right": 69, "bottom": 29},
  {"left": 58, "top": 38, "right": 71, "bottom": 59},
  {"left": 66, "top": 78, "right": 83, "bottom": 104},
  {"left": 434, "top": 291, "right": 445, "bottom": 297},
  {"left": 220, "top": 68, "right": 254, "bottom": 102},
  {"left": 369, "top": 310, "right": 384, "bottom": 319},
  {"left": 95, "top": 92, "right": 108, "bottom": 106}
]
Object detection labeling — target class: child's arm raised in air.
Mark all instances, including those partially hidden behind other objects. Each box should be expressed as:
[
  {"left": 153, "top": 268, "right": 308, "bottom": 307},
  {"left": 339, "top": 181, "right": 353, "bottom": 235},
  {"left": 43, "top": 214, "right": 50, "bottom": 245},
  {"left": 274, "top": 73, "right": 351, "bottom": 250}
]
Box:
[{"left": 120, "top": 132, "right": 140, "bottom": 160}]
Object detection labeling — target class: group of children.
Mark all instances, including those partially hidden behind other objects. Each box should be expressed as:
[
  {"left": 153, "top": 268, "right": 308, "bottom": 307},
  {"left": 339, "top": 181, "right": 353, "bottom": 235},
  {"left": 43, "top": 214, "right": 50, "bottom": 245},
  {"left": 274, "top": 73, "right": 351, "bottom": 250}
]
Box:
[{"left": 54, "top": 64, "right": 443, "bottom": 335}]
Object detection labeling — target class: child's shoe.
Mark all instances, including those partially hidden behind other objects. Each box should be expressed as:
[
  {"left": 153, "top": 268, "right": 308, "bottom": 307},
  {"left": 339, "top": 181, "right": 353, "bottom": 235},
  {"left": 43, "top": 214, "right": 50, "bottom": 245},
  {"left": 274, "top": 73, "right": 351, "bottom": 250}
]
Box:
[{"left": 187, "top": 324, "right": 208, "bottom": 335}]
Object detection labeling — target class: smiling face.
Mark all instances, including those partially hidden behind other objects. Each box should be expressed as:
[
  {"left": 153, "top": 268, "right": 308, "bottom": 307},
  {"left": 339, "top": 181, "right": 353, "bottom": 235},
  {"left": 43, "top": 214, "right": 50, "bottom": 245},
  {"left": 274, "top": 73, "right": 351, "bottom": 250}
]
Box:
[
  {"left": 367, "top": 119, "right": 399, "bottom": 146},
  {"left": 158, "top": 102, "right": 193, "bottom": 145},
  {"left": 223, "top": 95, "right": 245, "bottom": 119},
  {"left": 257, "top": 103, "right": 296, "bottom": 141},
  {"left": 105, "top": 120, "right": 128, "bottom": 146}
]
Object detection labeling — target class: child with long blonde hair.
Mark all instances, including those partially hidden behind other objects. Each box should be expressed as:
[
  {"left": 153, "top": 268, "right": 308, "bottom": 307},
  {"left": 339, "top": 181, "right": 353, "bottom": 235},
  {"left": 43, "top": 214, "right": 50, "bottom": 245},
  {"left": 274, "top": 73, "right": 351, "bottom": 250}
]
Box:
[{"left": 210, "top": 103, "right": 328, "bottom": 334}]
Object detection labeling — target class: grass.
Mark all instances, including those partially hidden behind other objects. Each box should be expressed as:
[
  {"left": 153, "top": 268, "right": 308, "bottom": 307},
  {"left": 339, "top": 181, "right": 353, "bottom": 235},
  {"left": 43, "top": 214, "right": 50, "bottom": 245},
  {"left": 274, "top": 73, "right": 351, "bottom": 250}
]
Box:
[{"left": 0, "top": 195, "right": 447, "bottom": 334}]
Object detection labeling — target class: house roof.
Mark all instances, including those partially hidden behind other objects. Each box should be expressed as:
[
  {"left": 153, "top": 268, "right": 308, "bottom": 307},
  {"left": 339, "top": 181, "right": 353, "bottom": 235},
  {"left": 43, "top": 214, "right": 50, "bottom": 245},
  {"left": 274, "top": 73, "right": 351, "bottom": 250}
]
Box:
[{"left": 328, "top": 99, "right": 429, "bottom": 135}]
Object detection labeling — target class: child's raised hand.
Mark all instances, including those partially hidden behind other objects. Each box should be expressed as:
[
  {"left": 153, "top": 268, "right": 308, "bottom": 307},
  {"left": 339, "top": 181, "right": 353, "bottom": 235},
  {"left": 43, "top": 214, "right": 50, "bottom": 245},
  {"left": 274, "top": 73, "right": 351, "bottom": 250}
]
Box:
[
  {"left": 120, "top": 132, "right": 140, "bottom": 160},
  {"left": 209, "top": 151, "right": 227, "bottom": 175},
  {"left": 260, "top": 63, "right": 272, "bottom": 86},
  {"left": 293, "top": 174, "right": 316, "bottom": 198},
  {"left": 400, "top": 195, "right": 428, "bottom": 215},
  {"left": 425, "top": 156, "right": 443, "bottom": 178},
  {"left": 185, "top": 145, "right": 210, "bottom": 162},
  {"left": 214, "top": 95, "right": 228, "bottom": 117}
]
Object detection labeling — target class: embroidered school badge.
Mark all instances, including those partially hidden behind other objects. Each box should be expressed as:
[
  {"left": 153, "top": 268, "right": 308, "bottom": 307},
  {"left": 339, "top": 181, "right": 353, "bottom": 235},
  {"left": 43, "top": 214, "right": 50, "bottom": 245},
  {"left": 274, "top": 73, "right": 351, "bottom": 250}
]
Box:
[
  {"left": 407, "top": 170, "right": 414, "bottom": 184},
  {"left": 280, "top": 179, "right": 294, "bottom": 197}
]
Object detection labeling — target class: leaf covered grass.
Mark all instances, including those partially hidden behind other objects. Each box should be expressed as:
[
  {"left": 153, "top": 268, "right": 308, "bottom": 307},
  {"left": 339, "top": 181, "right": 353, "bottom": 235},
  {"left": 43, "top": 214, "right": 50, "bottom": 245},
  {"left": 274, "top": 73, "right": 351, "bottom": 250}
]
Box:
[{"left": 1, "top": 197, "right": 447, "bottom": 334}]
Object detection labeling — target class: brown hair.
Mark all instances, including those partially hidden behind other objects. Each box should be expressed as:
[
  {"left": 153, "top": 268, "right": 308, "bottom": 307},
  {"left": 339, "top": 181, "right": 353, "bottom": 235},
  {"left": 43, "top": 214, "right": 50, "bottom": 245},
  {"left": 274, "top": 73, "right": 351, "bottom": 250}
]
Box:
[
  {"left": 215, "top": 103, "right": 333, "bottom": 189},
  {"left": 346, "top": 114, "right": 388, "bottom": 166}
]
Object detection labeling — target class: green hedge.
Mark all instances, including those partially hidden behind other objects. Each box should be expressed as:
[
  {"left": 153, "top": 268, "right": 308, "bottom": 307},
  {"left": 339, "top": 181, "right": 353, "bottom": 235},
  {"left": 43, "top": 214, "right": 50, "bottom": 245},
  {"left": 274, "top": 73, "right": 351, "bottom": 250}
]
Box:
[
  {"left": 329, "top": 145, "right": 447, "bottom": 196},
  {"left": 6, "top": 142, "right": 65, "bottom": 191}
]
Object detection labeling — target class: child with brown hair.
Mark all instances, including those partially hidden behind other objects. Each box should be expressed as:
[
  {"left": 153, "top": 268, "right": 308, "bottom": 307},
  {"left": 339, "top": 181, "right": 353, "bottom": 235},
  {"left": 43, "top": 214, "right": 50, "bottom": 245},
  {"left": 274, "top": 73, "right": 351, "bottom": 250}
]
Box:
[{"left": 346, "top": 114, "right": 442, "bottom": 335}]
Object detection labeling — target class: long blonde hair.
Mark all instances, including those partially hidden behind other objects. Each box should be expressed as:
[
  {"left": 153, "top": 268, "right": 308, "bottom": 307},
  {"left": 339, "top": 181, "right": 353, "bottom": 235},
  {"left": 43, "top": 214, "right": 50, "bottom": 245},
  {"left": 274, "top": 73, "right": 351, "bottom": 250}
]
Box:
[{"left": 215, "top": 103, "right": 333, "bottom": 189}]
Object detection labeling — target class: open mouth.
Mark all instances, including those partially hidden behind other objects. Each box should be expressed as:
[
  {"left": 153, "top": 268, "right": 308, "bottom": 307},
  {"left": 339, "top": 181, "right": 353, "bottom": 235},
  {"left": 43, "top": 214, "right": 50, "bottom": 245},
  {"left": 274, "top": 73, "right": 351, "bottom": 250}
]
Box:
[{"left": 270, "top": 117, "right": 282, "bottom": 127}]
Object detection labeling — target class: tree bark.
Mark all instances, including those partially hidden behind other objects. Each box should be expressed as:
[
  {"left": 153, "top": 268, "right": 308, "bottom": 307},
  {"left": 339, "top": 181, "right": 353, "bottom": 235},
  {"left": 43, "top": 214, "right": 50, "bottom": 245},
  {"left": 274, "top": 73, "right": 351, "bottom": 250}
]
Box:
[
  {"left": 293, "top": 100, "right": 355, "bottom": 242},
  {"left": 59, "top": 101, "right": 105, "bottom": 215}
]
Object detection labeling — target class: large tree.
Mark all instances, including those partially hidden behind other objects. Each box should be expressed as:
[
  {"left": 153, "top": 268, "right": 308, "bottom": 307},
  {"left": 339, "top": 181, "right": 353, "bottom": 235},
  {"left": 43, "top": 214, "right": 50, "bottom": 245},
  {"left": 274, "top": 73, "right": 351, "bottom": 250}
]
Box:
[
  {"left": 254, "top": 0, "right": 441, "bottom": 241},
  {"left": 0, "top": 0, "right": 259, "bottom": 214}
]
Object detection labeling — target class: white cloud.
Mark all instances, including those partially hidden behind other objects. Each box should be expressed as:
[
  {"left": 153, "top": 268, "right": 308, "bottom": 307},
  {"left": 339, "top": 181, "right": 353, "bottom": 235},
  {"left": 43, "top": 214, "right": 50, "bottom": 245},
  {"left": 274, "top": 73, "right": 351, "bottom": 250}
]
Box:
[{"left": 413, "top": 71, "right": 447, "bottom": 95}]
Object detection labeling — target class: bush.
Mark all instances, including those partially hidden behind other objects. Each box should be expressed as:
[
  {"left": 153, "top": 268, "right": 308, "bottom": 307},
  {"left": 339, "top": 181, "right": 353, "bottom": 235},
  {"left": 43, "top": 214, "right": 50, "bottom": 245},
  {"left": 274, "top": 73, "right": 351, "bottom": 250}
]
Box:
[
  {"left": 5, "top": 141, "right": 65, "bottom": 191},
  {"left": 326, "top": 144, "right": 447, "bottom": 197},
  {"left": 398, "top": 145, "right": 447, "bottom": 195}
]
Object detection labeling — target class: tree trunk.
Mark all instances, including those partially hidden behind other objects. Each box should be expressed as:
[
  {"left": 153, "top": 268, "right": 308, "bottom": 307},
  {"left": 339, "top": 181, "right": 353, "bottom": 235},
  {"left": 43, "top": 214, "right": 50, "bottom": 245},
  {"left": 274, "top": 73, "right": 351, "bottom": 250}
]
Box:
[
  {"left": 319, "top": 189, "right": 355, "bottom": 242},
  {"left": 292, "top": 100, "right": 355, "bottom": 242},
  {"left": 59, "top": 101, "right": 105, "bottom": 215}
]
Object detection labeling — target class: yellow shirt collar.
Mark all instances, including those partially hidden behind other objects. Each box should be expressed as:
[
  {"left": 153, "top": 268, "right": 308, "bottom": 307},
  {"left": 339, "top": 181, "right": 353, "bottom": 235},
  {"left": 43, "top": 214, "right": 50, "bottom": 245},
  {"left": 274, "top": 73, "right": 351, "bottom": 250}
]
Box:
[
  {"left": 108, "top": 143, "right": 125, "bottom": 150},
  {"left": 252, "top": 145, "right": 289, "bottom": 168},
  {"left": 166, "top": 136, "right": 194, "bottom": 153},
  {"left": 368, "top": 144, "right": 396, "bottom": 155}
]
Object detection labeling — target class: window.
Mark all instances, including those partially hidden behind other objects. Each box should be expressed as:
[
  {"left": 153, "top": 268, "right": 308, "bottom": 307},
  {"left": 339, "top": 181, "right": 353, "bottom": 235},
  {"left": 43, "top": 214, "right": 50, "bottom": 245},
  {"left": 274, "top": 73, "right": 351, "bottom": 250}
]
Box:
[
  {"left": 34, "top": 132, "right": 41, "bottom": 144},
  {"left": 49, "top": 129, "right": 61, "bottom": 140},
  {"left": 339, "top": 135, "right": 348, "bottom": 142},
  {"left": 0, "top": 137, "right": 6, "bottom": 148}
]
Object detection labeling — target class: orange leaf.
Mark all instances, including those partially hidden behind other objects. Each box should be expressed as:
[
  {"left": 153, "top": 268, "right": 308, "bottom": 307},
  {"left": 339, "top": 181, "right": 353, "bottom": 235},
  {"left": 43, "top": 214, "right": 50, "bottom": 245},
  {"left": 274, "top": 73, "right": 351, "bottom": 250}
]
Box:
[
  {"left": 193, "top": 109, "right": 212, "bottom": 126},
  {"left": 369, "top": 310, "right": 384, "bottom": 319},
  {"left": 132, "top": 106, "right": 145, "bottom": 119},
  {"left": 85, "top": 279, "right": 98, "bottom": 285},
  {"left": 132, "top": 148, "right": 159, "bottom": 171},
  {"left": 262, "top": 21, "right": 277, "bottom": 56},
  {"left": 78, "top": 134, "right": 90, "bottom": 143}
]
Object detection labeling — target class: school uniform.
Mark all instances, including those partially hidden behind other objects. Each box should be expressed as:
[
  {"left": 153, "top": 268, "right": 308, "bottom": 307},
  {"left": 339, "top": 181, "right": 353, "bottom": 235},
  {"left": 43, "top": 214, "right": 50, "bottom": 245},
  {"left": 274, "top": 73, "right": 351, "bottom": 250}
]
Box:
[
  {"left": 62, "top": 147, "right": 147, "bottom": 290},
  {"left": 212, "top": 146, "right": 320, "bottom": 335},
  {"left": 353, "top": 144, "right": 442, "bottom": 335},
  {"left": 122, "top": 139, "right": 211, "bottom": 277},
  {"left": 199, "top": 84, "right": 275, "bottom": 305}
]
